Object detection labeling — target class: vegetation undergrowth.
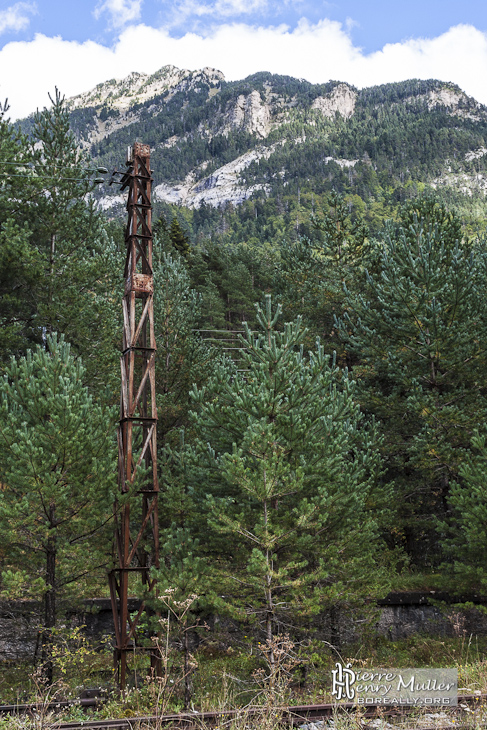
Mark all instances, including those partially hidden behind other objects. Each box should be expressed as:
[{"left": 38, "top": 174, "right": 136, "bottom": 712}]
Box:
[{"left": 1, "top": 631, "right": 487, "bottom": 728}]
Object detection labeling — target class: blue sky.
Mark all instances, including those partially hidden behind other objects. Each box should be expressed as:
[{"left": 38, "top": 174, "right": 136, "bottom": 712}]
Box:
[
  {"left": 1, "top": 0, "right": 487, "bottom": 118},
  {"left": 3, "top": 0, "right": 487, "bottom": 53}
]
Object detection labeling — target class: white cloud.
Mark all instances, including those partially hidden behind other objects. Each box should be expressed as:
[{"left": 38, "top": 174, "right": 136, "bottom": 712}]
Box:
[
  {"left": 1, "top": 20, "right": 487, "bottom": 120},
  {"left": 94, "top": 0, "right": 142, "bottom": 28},
  {"left": 0, "top": 2, "right": 35, "bottom": 35},
  {"left": 166, "top": 0, "right": 270, "bottom": 33},
  {"left": 174, "top": 0, "right": 269, "bottom": 19}
]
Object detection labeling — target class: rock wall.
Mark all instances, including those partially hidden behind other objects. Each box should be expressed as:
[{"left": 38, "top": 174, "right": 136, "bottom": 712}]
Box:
[
  {"left": 1, "top": 593, "right": 487, "bottom": 662},
  {"left": 0, "top": 598, "right": 135, "bottom": 663},
  {"left": 0, "top": 601, "right": 40, "bottom": 661},
  {"left": 376, "top": 592, "right": 487, "bottom": 641},
  {"left": 311, "top": 84, "right": 357, "bottom": 119}
]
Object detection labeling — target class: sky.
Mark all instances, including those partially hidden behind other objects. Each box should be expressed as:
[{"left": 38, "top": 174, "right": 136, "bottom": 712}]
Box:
[{"left": 0, "top": 0, "right": 486, "bottom": 119}]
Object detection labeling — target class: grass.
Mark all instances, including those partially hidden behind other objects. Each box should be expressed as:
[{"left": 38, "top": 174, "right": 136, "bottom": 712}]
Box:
[{"left": 0, "top": 633, "right": 487, "bottom": 728}]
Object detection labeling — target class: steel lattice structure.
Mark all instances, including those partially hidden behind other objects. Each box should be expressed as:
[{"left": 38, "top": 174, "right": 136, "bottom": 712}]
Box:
[{"left": 109, "top": 142, "right": 160, "bottom": 688}]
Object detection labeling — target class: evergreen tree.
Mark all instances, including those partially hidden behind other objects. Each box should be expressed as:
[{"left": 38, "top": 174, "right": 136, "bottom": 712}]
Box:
[
  {"left": 20, "top": 89, "right": 120, "bottom": 387},
  {"left": 0, "top": 334, "right": 115, "bottom": 682},
  {"left": 169, "top": 216, "right": 191, "bottom": 257},
  {"left": 148, "top": 257, "right": 217, "bottom": 704},
  {"left": 190, "top": 296, "right": 387, "bottom": 657},
  {"left": 0, "top": 220, "right": 43, "bottom": 361},
  {"left": 276, "top": 236, "right": 328, "bottom": 348},
  {"left": 312, "top": 191, "right": 368, "bottom": 273},
  {"left": 153, "top": 251, "right": 211, "bottom": 443},
  {"left": 276, "top": 192, "right": 368, "bottom": 355},
  {"left": 149, "top": 519, "right": 216, "bottom": 707},
  {"left": 0, "top": 103, "right": 43, "bottom": 361},
  {"left": 153, "top": 213, "right": 173, "bottom": 254},
  {"left": 400, "top": 196, "right": 462, "bottom": 249},
  {"left": 188, "top": 240, "right": 267, "bottom": 330},
  {"left": 340, "top": 203, "right": 487, "bottom": 565},
  {"left": 439, "top": 430, "right": 487, "bottom": 591},
  {"left": 28, "top": 89, "right": 102, "bottom": 324}
]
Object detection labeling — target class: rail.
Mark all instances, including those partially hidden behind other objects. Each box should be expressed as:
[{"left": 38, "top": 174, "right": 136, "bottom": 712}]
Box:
[{"left": 0, "top": 693, "right": 481, "bottom": 730}]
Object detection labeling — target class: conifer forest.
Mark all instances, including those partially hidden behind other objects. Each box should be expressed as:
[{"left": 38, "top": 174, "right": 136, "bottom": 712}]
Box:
[{"left": 3, "top": 70, "right": 487, "bottom": 714}]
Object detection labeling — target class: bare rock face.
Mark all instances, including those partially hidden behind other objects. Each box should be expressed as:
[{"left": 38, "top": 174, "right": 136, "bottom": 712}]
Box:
[
  {"left": 226, "top": 90, "right": 272, "bottom": 138},
  {"left": 311, "top": 83, "right": 357, "bottom": 119},
  {"left": 67, "top": 65, "right": 225, "bottom": 148},
  {"left": 65, "top": 67, "right": 487, "bottom": 214},
  {"left": 465, "top": 147, "right": 487, "bottom": 162},
  {"left": 428, "top": 87, "right": 466, "bottom": 109},
  {"left": 427, "top": 87, "right": 482, "bottom": 121},
  {"left": 67, "top": 65, "right": 224, "bottom": 113},
  {"left": 152, "top": 145, "right": 275, "bottom": 208},
  {"left": 245, "top": 90, "right": 272, "bottom": 137}
]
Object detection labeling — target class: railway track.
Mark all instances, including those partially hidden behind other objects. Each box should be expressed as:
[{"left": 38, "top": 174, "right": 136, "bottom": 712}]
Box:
[{"left": 9, "top": 694, "right": 480, "bottom": 730}]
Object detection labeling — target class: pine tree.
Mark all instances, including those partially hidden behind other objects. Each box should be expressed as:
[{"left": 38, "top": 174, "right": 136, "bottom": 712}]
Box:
[
  {"left": 189, "top": 296, "right": 387, "bottom": 657},
  {"left": 149, "top": 254, "right": 216, "bottom": 704},
  {"left": 188, "top": 240, "right": 266, "bottom": 329},
  {"left": 169, "top": 216, "right": 191, "bottom": 257},
  {"left": 439, "top": 430, "right": 487, "bottom": 591},
  {"left": 23, "top": 89, "right": 120, "bottom": 386},
  {"left": 400, "top": 196, "right": 462, "bottom": 249},
  {"left": 149, "top": 519, "right": 216, "bottom": 708},
  {"left": 0, "top": 103, "right": 44, "bottom": 361},
  {"left": 276, "top": 192, "right": 368, "bottom": 354},
  {"left": 0, "top": 334, "right": 115, "bottom": 682},
  {"left": 0, "top": 220, "right": 43, "bottom": 361},
  {"left": 0, "top": 89, "right": 121, "bottom": 387},
  {"left": 153, "top": 251, "right": 211, "bottom": 442},
  {"left": 340, "top": 201, "right": 487, "bottom": 565},
  {"left": 312, "top": 191, "right": 368, "bottom": 272},
  {"left": 276, "top": 236, "right": 336, "bottom": 350},
  {"left": 153, "top": 213, "right": 173, "bottom": 254}
]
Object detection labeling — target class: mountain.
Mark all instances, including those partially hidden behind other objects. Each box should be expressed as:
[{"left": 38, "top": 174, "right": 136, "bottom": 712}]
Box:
[{"left": 19, "top": 65, "right": 487, "bottom": 222}]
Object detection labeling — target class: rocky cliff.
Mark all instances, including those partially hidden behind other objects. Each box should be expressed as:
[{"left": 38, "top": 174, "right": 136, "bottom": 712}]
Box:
[{"left": 43, "top": 68, "right": 487, "bottom": 211}]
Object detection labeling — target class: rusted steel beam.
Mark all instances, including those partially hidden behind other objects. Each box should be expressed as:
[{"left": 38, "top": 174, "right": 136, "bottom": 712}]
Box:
[
  {"left": 109, "top": 142, "right": 160, "bottom": 689},
  {"left": 32, "top": 694, "right": 487, "bottom": 728}
]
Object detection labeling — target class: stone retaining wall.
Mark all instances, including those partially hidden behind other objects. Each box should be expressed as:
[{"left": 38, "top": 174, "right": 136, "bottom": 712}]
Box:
[
  {"left": 1, "top": 593, "right": 486, "bottom": 663},
  {"left": 377, "top": 591, "right": 487, "bottom": 641}
]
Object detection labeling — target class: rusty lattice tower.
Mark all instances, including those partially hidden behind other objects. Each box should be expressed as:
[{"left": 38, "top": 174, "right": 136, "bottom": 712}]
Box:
[{"left": 109, "top": 142, "right": 160, "bottom": 688}]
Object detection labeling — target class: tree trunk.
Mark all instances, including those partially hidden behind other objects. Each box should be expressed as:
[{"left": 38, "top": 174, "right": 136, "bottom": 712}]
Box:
[
  {"left": 42, "top": 506, "right": 57, "bottom": 685},
  {"left": 183, "top": 627, "right": 192, "bottom": 710},
  {"left": 263, "top": 495, "right": 275, "bottom": 688},
  {"left": 47, "top": 232, "right": 56, "bottom": 335},
  {"left": 329, "top": 604, "right": 341, "bottom": 656}
]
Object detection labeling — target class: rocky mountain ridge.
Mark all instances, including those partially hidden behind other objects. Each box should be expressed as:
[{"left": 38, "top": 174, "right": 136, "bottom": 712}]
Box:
[
  {"left": 67, "top": 66, "right": 225, "bottom": 113},
  {"left": 28, "top": 66, "right": 487, "bottom": 211},
  {"left": 66, "top": 66, "right": 360, "bottom": 148}
]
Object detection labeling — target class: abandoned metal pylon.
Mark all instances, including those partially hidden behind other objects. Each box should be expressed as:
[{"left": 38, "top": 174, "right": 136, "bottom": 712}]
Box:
[{"left": 108, "top": 142, "right": 160, "bottom": 689}]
